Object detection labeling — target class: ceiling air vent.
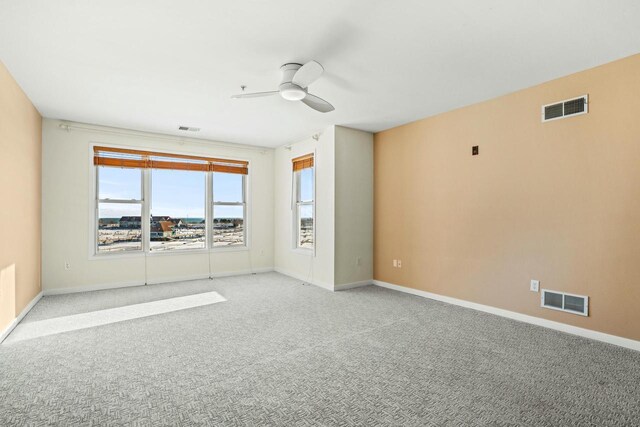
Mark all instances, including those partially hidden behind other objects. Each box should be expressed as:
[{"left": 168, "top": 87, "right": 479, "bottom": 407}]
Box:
[
  {"left": 542, "top": 95, "right": 588, "bottom": 122},
  {"left": 178, "top": 126, "right": 200, "bottom": 132},
  {"left": 541, "top": 289, "right": 588, "bottom": 316}
]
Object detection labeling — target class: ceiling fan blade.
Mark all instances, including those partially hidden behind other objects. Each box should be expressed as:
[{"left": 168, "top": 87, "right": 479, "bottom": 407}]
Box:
[
  {"left": 292, "top": 61, "right": 324, "bottom": 88},
  {"left": 231, "top": 91, "right": 279, "bottom": 99},
  {"left": 301, "top": 93, "right": 334, "bottom": 113}
]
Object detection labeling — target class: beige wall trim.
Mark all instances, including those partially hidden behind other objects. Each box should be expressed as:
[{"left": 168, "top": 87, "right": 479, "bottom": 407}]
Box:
[
  {"left": 0, "top": 291, "right": 43, "bottom": 344},
  {"left": 44, "top": 268, "right": 274, "bottom": 296},
  {"left": 374, "top": 280, "right": 640, "bottom": 352}
]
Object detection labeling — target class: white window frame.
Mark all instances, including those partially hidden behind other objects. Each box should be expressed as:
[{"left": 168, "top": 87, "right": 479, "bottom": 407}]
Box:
[
  {"left": 148, "top": 168, "right": 208, "bottom": 254},
  {"left": 292, "top": 160, "right": 315, "bottom": 254},
  {"left": 211, "top": 172, "right": 248, "bottom": 251},
  {"left": 90, "top": 144, "right": 250, "bottom": 257},
  {"left": 94, "top": 166, "right": 146, "bottom": 255}
]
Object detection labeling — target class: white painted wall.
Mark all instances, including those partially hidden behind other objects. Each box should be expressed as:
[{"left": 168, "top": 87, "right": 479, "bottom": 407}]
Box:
[
  {"left": 334, "top": 126, "right": 373, "bottom": 286},
  {"left": 273, "top": 126, "right": 373, "bottom": 290},
  {"left": 43, "top": 120, "right": 373, "bottom": 293},
  {"left": 273, "top": 128, "right": 335, "bottom": 290},
  {"left": 41, "top": 119, "right": 274, "bottom": 292}
]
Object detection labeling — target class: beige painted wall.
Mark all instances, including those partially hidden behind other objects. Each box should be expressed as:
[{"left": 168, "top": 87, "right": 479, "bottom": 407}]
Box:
[
  {"left": 0, "top": 61, "right": 42, "bottom": 332},
  {"left": 41, "top": 119, "right": 274, "bottom": 292},
  {"left": 374, "top": 53, "right": 640, "bottom": 341},
  {"left": 334, "top": 126, "right": 373, "bottom": 286}
]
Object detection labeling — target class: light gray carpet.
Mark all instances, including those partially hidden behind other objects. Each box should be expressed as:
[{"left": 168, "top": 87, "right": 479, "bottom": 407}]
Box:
[{"left": 1, "top": 272, "right": 639, "bottom": 426}]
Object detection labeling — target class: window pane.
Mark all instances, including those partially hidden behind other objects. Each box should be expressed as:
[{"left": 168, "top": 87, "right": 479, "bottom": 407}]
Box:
[
  {"left": 298, "top": 204, "right": 313, "bottom": 249},
  {"left": 299, "top": 168, "right": 314, "bottom": 202},
  {"left": 98, "top": 203, "right": 142, "bottom": 252},
  {"left": 213, "top": 205, "right": 244, "bottom": 247},
  {"left": 213, "top": 172, "right": 243, "bottom": 203},
  {"left": 150, "top": 169, "right": 206, "bottom": 251},
  {"left": 98, "top": 166, "right": 141, "bottom": 200}
]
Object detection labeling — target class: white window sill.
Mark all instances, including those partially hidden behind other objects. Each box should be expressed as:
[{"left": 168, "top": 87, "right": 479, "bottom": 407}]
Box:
[
  {"left": 147, "top": 248, "right": 209, "bottom": 257},
  {"left": 90, "top": 245, "right": 250, "bottom": 260}
]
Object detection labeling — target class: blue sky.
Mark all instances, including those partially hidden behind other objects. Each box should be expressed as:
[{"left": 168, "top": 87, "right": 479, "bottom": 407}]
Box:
[
  {"left": 299, "top": 167, "right": 313, "bottom": 202},
  {"left": 99, "top": 167, "right": 244, "bottom": 218},
  {"left": 99, "top": 166, "right": 314, "bottom": 219}
]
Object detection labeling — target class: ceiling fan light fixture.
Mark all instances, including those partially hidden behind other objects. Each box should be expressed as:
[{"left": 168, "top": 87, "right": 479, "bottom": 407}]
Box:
[
  {"left": 231, "top": 60, "right": 333, "bottom": 112},
  {"left": 279, "top": 83, "right": 307, "bottom": 101}
]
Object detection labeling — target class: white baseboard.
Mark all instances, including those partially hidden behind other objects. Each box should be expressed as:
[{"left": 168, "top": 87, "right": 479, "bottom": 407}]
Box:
[
  {"left": 334, "top": 280, "right": 373, "bottom": 291},
  {"left": 274, "top": 268, "right": 372, "bottom": 292},
  {"left": 210, "top": 267, "right": 274, "bottom": 278},
  {"left": 44, "top": 280, "right": 145, "bottom": 296},
  {"left": 147, "top": 274, "right": 209, "bottom": 285},
  {"left": 273, "top": 268, "right": 334, "bottom": 291},
  {"left": 44, "top": 268, "right": 275, "bottom": 296},
  {"left": 145, "top": 268, "right": 275, "bottom": 285},
  {"left": 373, "top": 280, "right": 640, "bottom": 352},
  {"left": 0, "top": 290, "right": 43, "bottom": 344}
]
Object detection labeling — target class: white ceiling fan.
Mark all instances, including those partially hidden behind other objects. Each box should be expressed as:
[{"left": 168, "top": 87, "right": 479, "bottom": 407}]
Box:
[{"left": 231, "top": 61, "right": 335, "bottom": 113}]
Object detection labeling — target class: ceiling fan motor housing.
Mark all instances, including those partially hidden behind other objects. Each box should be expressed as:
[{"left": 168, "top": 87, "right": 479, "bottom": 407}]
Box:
[
  {"left": 231, "top": 60, "right": 333, "bottom": 113},
  {"left": 279, "top": 63, "right": 307, "bottom": 101}
]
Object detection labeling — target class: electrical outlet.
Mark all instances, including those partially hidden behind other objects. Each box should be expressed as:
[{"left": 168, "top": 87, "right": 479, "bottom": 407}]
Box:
[
  {"left": 530, "top": 279, "right": 539, "bottom": 292},
  {"left": 393, "top": 259, "right": 398, "bottom": 268},
  {"left": 397, "top": 260, "right": 402, "bottom": 268},
  {"left": 356, "top": 257, "right": 362, "bottom": 266},
  {"left": 64, "top": 261, "right": 71, "bottom": 271}
]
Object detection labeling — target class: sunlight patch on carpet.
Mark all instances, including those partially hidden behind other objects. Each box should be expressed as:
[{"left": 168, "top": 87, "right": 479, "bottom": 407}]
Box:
[{"left": 4, "top": 291, "right": 226, "bottom": 344}]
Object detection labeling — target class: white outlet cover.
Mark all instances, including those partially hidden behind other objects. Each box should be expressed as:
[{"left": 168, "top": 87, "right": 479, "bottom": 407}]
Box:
[{"left": 530, "top": 280, "right": 540, "bottom": 292}]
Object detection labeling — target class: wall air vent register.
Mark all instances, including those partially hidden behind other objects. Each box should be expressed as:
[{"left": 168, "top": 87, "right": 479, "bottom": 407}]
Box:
[
  {"left": 541, "top": 289, "right": 588, "bottom": 316},
  {"left": 542, "top": 95, "right": 588, "bottom": 122}
]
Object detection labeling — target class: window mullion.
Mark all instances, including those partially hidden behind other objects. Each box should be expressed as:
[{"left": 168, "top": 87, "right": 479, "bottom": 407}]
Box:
[
  {"left": 206, "top": 171, "right": 213, "bottom": 250},
  {"left": 95, "top": 165, "right": 100, "bottom": 255},
  {"left": 142, "top": 168, "right": 151, "bottom": 253},
  {"left": 243, "top": 174, "right": 247, "bottom": 247}
]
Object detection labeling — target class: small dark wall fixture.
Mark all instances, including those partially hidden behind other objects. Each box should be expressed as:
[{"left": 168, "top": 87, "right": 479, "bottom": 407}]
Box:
[{"left": 472, "top": 146, "right": 479, "bottom": 156}]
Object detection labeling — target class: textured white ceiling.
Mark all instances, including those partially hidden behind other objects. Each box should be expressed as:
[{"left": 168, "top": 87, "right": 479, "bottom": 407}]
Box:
[{"left": 1, "top": 0, "right": 640, "bottom": 147}]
